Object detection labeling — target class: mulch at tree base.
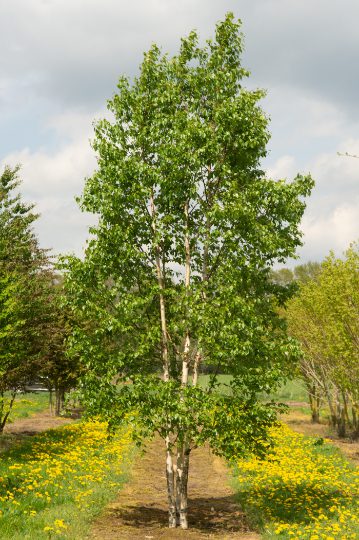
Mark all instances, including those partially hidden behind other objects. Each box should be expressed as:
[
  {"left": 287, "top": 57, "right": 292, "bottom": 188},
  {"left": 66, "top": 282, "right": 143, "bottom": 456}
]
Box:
[{"left": 90, "top": 438, "right": 260, "bottom": 539}]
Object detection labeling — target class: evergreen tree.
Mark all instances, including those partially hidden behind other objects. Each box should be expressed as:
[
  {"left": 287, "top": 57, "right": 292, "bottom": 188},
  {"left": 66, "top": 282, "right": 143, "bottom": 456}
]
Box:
[{"left": 0, "top": 166, "right": 51, "bottom": 429}]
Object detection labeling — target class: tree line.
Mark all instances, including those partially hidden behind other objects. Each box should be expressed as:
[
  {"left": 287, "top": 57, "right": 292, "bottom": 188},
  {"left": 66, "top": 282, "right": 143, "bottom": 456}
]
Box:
[
  {"left": 271, "top": 249, "right": 359, "bottom": 439},
  {"left": 0, "top": 166, "right": 80, "bottom": 428}
]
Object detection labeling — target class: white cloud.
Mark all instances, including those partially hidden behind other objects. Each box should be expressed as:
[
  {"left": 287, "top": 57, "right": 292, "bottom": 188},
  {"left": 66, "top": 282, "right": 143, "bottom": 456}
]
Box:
[
  {"left": 45, "top": 109, "right": 104, "bottom": 140},
  {"left": 266, "top": 155, "right": 296, "bottom": 179},
  {"left": 267, "top": 138, "right": 359, "bottom": 263},
  {"left": 300, "top": 200, "right": 359, "bottom": 261},
  {"left": 0, "top": 111, "right": 99, "bottom": 257}
]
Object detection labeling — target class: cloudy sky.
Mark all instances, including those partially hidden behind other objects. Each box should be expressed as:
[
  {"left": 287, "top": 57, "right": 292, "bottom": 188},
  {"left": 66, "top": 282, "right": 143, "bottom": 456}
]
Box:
[{"left": 1, "top": 0, "right": 358, "bottom": 265}]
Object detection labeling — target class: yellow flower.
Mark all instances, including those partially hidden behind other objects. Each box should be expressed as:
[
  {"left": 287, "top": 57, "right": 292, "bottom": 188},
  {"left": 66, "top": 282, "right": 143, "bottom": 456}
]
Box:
[{"left": 54, "top": 519, "right": 67, "bottom": 529}]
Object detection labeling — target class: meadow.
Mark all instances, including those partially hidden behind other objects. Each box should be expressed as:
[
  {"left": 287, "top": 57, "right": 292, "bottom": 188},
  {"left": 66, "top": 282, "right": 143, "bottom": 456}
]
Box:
[
  {"left": 0, "top": 384, "right": 357, "bottom": 539},
  {"left": 233, "top": 424, "right": 359, "bottom": 539},
  {"left": 0, "top": 420, "right": 133, "bottom": 539}
]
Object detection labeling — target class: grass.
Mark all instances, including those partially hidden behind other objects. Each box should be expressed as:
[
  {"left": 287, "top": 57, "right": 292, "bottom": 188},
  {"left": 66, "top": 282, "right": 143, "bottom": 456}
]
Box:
[
  {"left": 263, "top": 378, "right": 308, "bottom": 403},
  {"left": 197, "top": 375, "right": 309, "bottom": 403},
  {"left": 197, "top": 374, "right": 233, "bottom": 394},
  {"left": 232, "top": 423, "right": 359, "bottom": 539},
  {"left": 0, "top": 421, "right": 134, "bottom": 539},
  {"left": 7, "top": 392, "right": 50, "bottom": 422}
]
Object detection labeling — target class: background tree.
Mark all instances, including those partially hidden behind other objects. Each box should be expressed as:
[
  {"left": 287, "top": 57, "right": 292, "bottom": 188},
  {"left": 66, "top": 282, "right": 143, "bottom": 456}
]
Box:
[
  {"left": 270, "top": 261, "right": 323, "bottom": 422},
  {"left": 0, "top": 166, "right": 68, "bottom": 429},
  {"left": 270, "top": 261, "right": 321, "bottom": 287},
  {"left": 40, "top": 275, "right": 81, "bottom": 416},
  {"left": 64, "top": 14, "right": 313, "bottom": 529},
  {"left": 286, "top": 246, "right": 359, "bottom": 436}
]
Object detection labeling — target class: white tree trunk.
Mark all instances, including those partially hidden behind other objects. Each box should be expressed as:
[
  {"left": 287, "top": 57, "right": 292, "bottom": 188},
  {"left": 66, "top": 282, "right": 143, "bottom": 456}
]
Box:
[
  {"left": 192, "top": 351, "right": 201, "bottom": 386},
  {"left": 166, "top": 436, "right": 177, "bottom": 527},
  {"left": 150, "top": 189, "right": 170, "bottom": 381},
  {"left": 181, "top": 201, "right": 191, "bottom": 386},
  {"left": 174, "top": 200, "right": 191, "bottom": 529},
  {"left": 176, "top": 443, "right": 190, "bottom": 529}
]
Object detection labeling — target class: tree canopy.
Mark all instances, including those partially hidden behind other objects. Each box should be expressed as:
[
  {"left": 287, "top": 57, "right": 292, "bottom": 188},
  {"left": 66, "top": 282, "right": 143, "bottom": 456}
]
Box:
[{"left": 63, "top": 13, "right": 314, "bottom": 528}]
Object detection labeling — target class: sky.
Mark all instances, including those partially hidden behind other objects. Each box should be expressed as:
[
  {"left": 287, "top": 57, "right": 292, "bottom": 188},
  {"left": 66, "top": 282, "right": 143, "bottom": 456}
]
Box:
[{"left": 1, "top": 0, "right": 358, "bottom": 265}]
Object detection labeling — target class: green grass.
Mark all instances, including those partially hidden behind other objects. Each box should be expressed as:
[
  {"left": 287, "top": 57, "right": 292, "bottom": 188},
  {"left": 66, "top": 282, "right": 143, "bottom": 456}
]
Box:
[
  {"left": 263, "top": 378, "right": 308, "bottom": 403},
  {"left": 197, "top": 374, "right": 233, "bottom": 394},
  {"left": 197, "top": 375, "right": 309, "bottom": 403},
  {"left": 0, "top": 421, "right": 134, "bottom": 539},
  {"left": 7, "top": 392, "right": 50, "bottom": 422}
]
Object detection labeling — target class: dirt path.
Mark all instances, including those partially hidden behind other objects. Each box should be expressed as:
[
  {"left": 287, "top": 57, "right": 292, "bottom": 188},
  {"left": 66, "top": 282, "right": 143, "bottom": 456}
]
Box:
[
  {"left": 91, "top": 438, "right": 259, "bottom": 540},
  {"left": 4, "top": 410, "right": 71, "bottom": 435}
]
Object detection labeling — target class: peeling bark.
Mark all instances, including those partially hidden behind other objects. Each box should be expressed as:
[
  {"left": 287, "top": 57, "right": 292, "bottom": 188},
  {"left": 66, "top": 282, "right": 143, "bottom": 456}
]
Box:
[
  {"left": 192, "top": 351, "right": 201, "bottom": 386},
  {"left": 150, "top": 189, "right": 170, "bottom": 382},
  {"left": 166, "top": 436, "right": 177, "bottom": 527}
]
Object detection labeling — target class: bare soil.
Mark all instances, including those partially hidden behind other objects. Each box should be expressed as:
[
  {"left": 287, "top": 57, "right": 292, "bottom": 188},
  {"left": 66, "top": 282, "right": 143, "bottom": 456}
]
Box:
[
  {"left": 90, "top": 438, "right": 260, "bottom": 540},
  {"left": 4, "top": 410, "right": 71, "bottom": 435}
]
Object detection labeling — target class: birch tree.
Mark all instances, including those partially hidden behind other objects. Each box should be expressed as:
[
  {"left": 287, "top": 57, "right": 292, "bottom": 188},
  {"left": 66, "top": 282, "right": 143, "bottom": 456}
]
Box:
[{"left": 64, "top": 14, "right": 313, "bottom": 529}]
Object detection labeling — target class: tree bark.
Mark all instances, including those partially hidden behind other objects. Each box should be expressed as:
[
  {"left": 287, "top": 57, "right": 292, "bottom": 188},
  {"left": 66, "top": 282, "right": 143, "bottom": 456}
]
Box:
[
  {"left": 55, "top": 387, "right": 65, "bottom": 416},
  {"left": 176, "top": 442, "right": 190, "bottom": 529},
  {"left": 173, "top": 201, "right": 192, "bottom": 529},
  {"left": 150, "top": 189, "right": 170, "bottom": 381},
  {"left": 181, "top": 201, "right": 191, "bottom": 386},
  {"left": 166, "top": 436, "right": 177, "bottom": 527},
  {"left": 309, "top": 384, "right": 320, "bottom": 423},
  {"left": 0, "top": 391, "right": 16, "bottom": 433},
  {"left": 351, "top": 402, "right": 359, "bottom": 440},
  {"left": 192, "top": 351, "right": 201, "bottom": 386}
]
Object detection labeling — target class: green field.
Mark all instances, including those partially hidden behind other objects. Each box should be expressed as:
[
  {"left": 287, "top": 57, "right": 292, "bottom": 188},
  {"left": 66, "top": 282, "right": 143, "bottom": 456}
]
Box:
[{"left": 198, "top": 375, "right": 309, "bottom": 403}]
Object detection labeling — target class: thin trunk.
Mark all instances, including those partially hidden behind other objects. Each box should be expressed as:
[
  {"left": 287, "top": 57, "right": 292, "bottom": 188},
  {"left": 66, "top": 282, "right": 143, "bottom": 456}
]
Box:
[
  {"left": 55, "top": 388, "right": 61, "bottom": 416},
  {"left": 336, "top": 390, "right": 346, "bottom": 438},
  {"left": 309, "top": 384, "right": 320, "bottom": 423},
  {"left": 174, "top": 201, "right": 192, "bottom": 529},
  {"left": 166, "top": 436, "right": 176, "bottom": 527},
  {"left": 181, "top": 201, "right": 191, "bottom": 386},
  {"left": 352, "top": 402, "right": 359, "bottom": 440},
  {"left": 49, "top": 389, "right": 54, "bottom": 415},
  {"left": 55, "top": 387, "right": 65, "bottom": 417},
  {"left": 0, "top": 391, "right": 16, "bottom": 433},
  {"left": 180, "top": 447, "right": 190, "bottom": 528},
  {"left": 342, "top": 391, "right": 350, "bottom": 426},
  {"left": 150, "top": 189, "right": 170, "bottom": 381},
  {"left": 149, "top": 191, "right": 174, "bottom": 525},
  {"left": 192, "top": 351, "right": 201, "bottom": 386},
  {"left": 323, "top": 382, "right": 337, "bottom": 427},
  {"left": 0, "top": 392, "right": 4, "bottom": 431},
  {"left": 182, "top": 333, "right": 190, "bottom": 385},
  {"left": 176, "top": 443, "right": 183, "bottom": 526},
  {"left": 176, "top": 443, "right": 190, "bottom": 529},
  {"left": 192, "top": 213, "right": 209, "bottom": 387}
]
